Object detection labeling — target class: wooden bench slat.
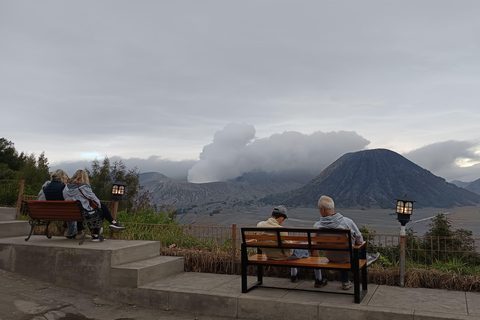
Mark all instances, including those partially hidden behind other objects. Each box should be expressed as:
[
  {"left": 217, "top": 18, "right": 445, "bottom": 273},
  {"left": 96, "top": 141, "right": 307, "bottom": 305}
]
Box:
[
  {"left": 244, "top": 234, "right": 350, "bottom": 244},
  {"left": 24, "top": 201, "right": 83, "bottom": 221},
  {"left": 248, "top": 254, "right": 367, "bottom": 269}
]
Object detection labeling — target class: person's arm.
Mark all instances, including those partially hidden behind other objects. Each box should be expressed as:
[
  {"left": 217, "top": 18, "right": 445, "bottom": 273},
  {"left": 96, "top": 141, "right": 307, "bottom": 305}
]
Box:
[
  {"left": 81, "top": 185, "right": 101, "bottom": 207},
  {"left": 349, "top": 221, "right": 364, "bottom": 244},
  {"left": 36, "top": 181, "right": 50, "bottom": 201}
]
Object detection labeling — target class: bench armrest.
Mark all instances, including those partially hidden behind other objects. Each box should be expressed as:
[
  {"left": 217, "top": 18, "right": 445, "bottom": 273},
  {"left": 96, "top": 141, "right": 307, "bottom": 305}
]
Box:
[{"left": 353, "top": 241, "right": 366, "bottom": 250}]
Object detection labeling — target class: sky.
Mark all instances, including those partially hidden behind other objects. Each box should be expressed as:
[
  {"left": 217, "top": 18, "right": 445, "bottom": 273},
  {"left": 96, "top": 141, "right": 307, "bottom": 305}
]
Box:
[{"left": 1, "top": 1, "right": 480, "bottom": 183}]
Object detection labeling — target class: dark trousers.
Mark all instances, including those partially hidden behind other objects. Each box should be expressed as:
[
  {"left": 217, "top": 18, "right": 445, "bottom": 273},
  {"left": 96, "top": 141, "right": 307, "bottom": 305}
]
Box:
[{"left": 77, "top": 202, "right": 114, "bottom": 234}]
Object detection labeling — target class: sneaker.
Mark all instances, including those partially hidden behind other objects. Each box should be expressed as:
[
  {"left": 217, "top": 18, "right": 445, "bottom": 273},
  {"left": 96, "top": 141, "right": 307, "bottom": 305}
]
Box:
[
  {"left": 291, "top": 275, "right": 297, "bottom": 283},
  {"left": 342, "top": 281, "right": 353, "bottom": 290},
  {"left": 367, "top": 252, "right": 380, "bottom": 266},
  {"left": 314, "top": 278, "right": 327, "bottom": 288},
  {"left": 66, "top": 234, "right": 76, "bottom": 239},
  {"left": 91, "top": 235, "right": 106, "bottom": 242},
  {"left": 109, "top": 222, "right": 125, "bottom": 229}
]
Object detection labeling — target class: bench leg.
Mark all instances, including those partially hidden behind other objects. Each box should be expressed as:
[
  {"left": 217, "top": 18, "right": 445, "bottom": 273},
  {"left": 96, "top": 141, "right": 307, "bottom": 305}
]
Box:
[
  {"left": 354, "top": 269, "right": 360, "bottom": 303},
  {"left": 241, "top": 244, "right": 248, "bottom": 293},
  {"left": 257, "top": 264, "right": 263, "bottom": 284},
  {"left": 362, "top": 265, "right": 368, "bottom": 291},
  {"left": 24, "top": 220, "right": 35, "bottom": 241},
  {"left": 78, "top": 221, "right": 88, "bottom": 245},
  {"left": 45, "top": 221, "right": 52, "bottom": 239},
  {"left": 242, "top": 266, "right": 248, "bottom": 293}
]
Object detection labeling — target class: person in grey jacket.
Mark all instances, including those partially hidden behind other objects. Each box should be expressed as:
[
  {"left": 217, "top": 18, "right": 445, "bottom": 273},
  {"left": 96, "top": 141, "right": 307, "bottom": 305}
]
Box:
[
  {"left": 63, "top": 169, "right": 124, "bottom": 242},
  {"left": 312, "top": 195, "right": 364, "bottom": 290}
]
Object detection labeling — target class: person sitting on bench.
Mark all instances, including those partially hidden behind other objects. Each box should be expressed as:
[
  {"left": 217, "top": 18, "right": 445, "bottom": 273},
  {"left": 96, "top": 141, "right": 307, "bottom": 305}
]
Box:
[
  {"left": 37, "top": 169, "right": 80, "bottom": 239},
  {"left": 312, "top": 195, "right": 364, "bottom": 290},
  {"left": 63, "top": 169, "right": 125, "bottom": 242},
  {"left": 256, "top": 205, "right": 310, "bottom": 283}
]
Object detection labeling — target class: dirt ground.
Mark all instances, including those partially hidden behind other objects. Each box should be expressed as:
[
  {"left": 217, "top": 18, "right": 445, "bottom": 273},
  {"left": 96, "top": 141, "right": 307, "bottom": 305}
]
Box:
[{"left": 182, "top": 204, "right": 480, "bottom": 237}]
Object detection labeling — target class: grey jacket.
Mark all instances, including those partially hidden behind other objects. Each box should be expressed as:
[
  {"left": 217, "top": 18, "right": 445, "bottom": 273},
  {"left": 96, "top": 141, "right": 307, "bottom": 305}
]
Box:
[
  {"left": 63, "top": 183, "right": 101, "bottom": 211},
  {"left": 313, "top": 212, "right": 363, "bottom": 263}
]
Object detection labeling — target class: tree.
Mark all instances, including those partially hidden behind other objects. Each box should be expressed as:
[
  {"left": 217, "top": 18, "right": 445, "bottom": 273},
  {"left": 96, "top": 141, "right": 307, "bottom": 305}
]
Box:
[
  {"left": 421, "top": 213, "right": 477, "bottom": 264},
  {"left": 0, "top": 138, "right": 26, "bottom": 172},
  {"left": 16, "top": 153, "right": 50, "bottom": 194},
  {"left": 86, "top": 156, "right": 149, "bottom": 214}
]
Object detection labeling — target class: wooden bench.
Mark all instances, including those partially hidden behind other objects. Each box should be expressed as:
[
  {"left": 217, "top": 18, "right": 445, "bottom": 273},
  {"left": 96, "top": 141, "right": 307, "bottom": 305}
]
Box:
[
  {"left": 241, "top": 226, "right": 368, "bottom": 303},
  {"left": 22, "top": 200, "right": 103, "bottom": 245}
]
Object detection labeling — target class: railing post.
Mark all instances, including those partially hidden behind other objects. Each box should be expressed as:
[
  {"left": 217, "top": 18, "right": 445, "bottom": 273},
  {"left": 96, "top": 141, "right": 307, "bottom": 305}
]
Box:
[
  {"left": 399, "top": 226, "right": 406, "bottom": 287},
  {"left": 15, "top": 179, "right": 25, "bottom": 219},
  {"left": 112, "top": 200, "right": 119, "bottom": 220},
  {"left": 231, "top": 223, "right": 237, "bottom": 274}
]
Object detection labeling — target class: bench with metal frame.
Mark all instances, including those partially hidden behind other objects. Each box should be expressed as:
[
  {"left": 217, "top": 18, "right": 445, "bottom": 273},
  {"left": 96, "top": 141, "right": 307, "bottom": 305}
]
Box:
[
  {"left": 240, "top": 226, "right": 368, "bottom": 303},
  {"left": 22, "top": 200, "right": 103, "bottom": 245}
]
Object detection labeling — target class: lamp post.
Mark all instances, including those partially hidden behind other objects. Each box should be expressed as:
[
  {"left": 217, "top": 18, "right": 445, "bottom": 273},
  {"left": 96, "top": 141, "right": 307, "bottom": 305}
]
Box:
[
  {"left": 396, "top": 194, "right": 415, "bottom": 287},
  {"left": 111, "top": 182, "right": 126, "bottom": 221}
]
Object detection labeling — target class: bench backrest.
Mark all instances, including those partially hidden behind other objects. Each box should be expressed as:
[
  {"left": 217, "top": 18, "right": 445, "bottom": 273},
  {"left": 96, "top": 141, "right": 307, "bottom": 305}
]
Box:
[
  {"left": 23, "top": 200, "right": 84, "bottom": 221},
  {"left": 241, "top": 226, "right": 353, "bottom": 252}
]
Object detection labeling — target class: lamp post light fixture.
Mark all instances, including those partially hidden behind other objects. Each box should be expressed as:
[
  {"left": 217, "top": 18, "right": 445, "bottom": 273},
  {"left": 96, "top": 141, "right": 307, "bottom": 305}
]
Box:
[
  {"left": 111, "top": 182, "right": 126, "bottom": 201},
  {"left": 396, "top": 194, "right": 415, "bottom": 226},
  {"left": 395, "top": 194, "right": 415, "bottom": 287},
  {"left": 111, "top": 182, "right": 126, "bottom": 220}
]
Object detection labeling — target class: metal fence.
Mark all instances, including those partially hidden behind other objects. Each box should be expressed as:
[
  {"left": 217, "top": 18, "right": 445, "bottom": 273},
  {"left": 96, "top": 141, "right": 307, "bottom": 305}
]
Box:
[{"left": 112, "top": 222, "right": 480, "bottom": 271}]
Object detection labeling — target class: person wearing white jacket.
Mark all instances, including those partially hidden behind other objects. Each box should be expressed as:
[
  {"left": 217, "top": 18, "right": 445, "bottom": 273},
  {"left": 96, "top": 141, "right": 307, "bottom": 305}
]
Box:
[
  {"left": 256, "top": 205, "right": 310, "bottom": 283},
  {"left": 63, "top": 169, "right": 125, "bottom": 242}
]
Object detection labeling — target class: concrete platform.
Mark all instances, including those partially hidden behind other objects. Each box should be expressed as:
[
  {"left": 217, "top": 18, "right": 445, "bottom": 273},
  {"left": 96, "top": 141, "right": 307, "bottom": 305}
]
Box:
[
  {"left": 0, "top": 207, "right": 17, "bottom": 221},
  {"left": 1, "top": 235, "right": 480, "bottom": 320}
]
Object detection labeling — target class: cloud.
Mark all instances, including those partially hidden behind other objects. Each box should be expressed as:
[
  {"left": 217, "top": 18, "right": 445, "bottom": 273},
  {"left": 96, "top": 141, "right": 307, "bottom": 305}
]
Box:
[
  {"left": 404, "top": 140, "right": 480, "bottom": 182},
  {"left": 50, "top": 127, "right": 480, "bottom": 185},
  {"left": 51, "top": 155, "right": 196, "bottom": 181},
  {"left": 187, "top": 123, "right": 370, "bottom": 183}
]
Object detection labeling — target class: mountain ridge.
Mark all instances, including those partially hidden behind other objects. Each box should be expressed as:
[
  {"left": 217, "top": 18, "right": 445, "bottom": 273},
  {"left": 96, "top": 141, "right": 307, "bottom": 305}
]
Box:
[
  {"left": 140, "top": 149, "right": 480, "bottom": 213},
  {"left": 264, "top": 149, "right": 480, "bottom": 208}
]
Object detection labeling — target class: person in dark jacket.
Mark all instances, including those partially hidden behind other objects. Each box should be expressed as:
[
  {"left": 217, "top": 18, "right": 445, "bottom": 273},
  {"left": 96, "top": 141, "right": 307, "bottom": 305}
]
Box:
[{"left": 37, "top": 169, "right": 78, "bottom": 238}]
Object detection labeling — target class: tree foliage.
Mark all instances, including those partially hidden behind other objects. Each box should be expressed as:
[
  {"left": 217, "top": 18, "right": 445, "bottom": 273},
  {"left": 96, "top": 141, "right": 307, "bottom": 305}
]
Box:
[
  {"left": 0, "top": 138, "right": 50, "bottom": 194},
  {"left": 86, "top": 156, "right": 154, "bottom": 215}
]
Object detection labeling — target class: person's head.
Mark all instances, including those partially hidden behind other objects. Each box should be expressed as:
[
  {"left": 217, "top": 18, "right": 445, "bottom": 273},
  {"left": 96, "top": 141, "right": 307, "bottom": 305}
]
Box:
[
  {"left": 271, "top": 205, "right": 288, "bottom": 224},
  {"left": 50, "top": 169, "right": 69, "bottom": 184},
  {"left": 318, "top": 195, "right": 335, "bottom": 217},
  {"left": 70, "top": 170, "right": 90, "bottom": 184}
]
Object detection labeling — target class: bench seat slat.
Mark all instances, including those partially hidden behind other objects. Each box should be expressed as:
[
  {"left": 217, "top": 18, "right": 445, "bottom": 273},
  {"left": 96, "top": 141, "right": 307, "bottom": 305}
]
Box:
[
  {"left": 246, "top": 242, "right": 351, "bottom": 250},
  {"left": 244, "top": 234, "right": 350, "bottom": 243},
  {"left": 248, "top": 254, "right": 367, "bottom": 269}
]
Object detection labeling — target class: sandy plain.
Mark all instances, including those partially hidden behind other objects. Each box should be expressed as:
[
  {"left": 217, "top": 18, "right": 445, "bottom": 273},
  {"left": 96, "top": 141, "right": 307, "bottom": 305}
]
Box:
[{"left": 181, "top": 204, "right": 480, "bottom": 238}]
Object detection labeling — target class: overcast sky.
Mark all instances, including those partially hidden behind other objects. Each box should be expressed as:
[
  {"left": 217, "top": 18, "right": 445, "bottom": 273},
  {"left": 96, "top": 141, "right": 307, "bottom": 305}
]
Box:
[{"left": 1, "top": 1, "right": 480, "bottom": 183}]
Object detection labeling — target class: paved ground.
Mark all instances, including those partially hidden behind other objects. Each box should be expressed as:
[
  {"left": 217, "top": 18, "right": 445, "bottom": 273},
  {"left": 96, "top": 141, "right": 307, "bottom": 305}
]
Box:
[{"left": 0, "top": 269, "right": 250, "bottom": 320}]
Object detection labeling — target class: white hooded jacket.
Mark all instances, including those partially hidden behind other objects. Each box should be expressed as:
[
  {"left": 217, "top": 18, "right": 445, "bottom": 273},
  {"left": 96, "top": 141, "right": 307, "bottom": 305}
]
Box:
[{"left": 63, "top": 183, "right": 101, "bottom": 211}]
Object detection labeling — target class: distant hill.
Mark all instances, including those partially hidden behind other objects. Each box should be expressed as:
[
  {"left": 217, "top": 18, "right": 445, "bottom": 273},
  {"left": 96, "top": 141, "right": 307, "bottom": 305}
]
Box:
[
  {"left": 466, "top": 178, "right": 480, "bottom": 194},
  {"left": 139, "top": 171, "right": 304, "bottom": 213},
  {"left": 264, "top": 149, "right": 480, "bottom": 209},
  {"left": 451, "top": 180, "right": 470, "bottom": 188}
]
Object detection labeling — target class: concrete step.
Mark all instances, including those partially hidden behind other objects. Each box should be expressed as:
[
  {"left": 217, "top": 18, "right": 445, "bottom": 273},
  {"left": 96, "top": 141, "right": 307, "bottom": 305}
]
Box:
[
  {"left": 110, "top": 240, "right": 161, "bottom": 266},
  {"left": 110, "top": 255, "right": 184, "bottom": 288},
  {"left": 0, "top": 221, "right": 29, "bottom": 238},
  {"left": 0, "top": 236, "right": 162, "bottom": 291},
  {"left": 0, "top": 207, "right": 17, "bottom": 221}
]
